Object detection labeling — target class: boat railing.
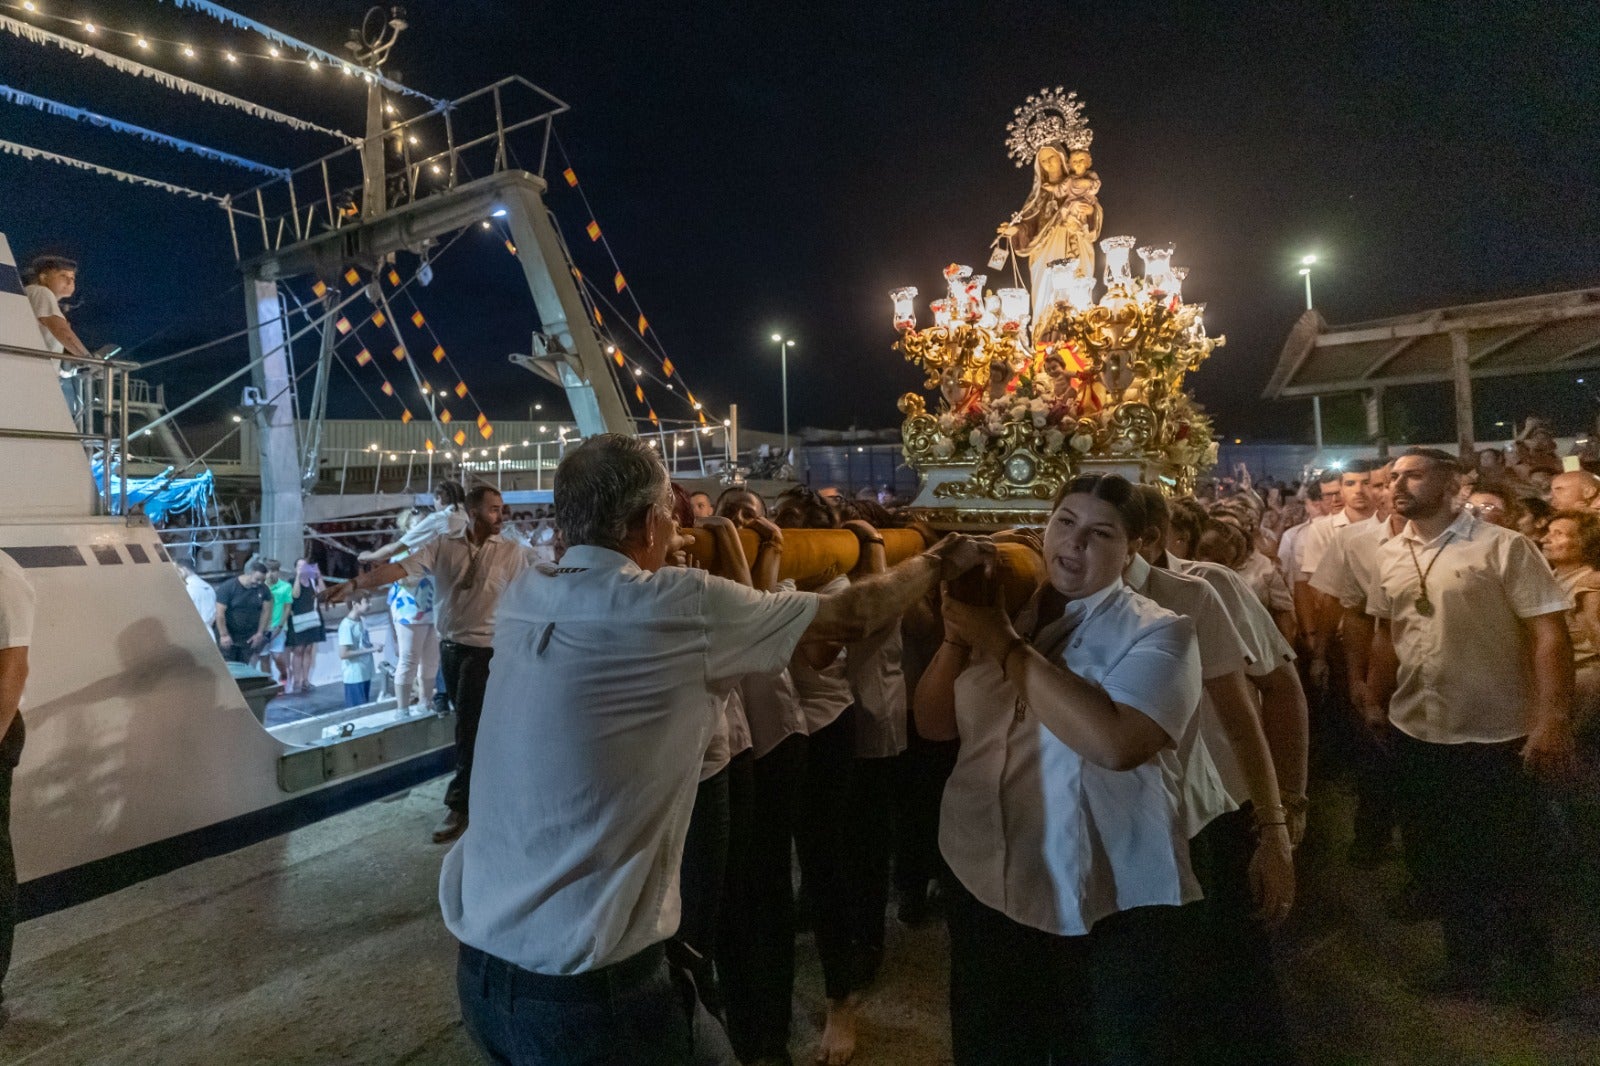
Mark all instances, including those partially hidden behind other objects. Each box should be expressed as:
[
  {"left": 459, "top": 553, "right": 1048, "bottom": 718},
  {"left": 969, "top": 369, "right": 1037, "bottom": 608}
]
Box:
[
  {"left": 0, "top": 341, "right": 134, "bottom": 518},
  {"left": 221, "top": 76, "right": 570, "bottom": 263}
]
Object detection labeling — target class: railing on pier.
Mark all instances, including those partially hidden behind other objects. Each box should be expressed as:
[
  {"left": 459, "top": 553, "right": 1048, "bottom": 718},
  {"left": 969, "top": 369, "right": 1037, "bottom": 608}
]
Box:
[{"left": 221, "top": 77, "right": 569, "bottom": 263}]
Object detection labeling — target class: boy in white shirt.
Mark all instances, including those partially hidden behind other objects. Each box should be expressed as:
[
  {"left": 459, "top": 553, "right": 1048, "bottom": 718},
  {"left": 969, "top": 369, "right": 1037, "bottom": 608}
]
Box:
[{"left": 338, "top": 591, "right": 377, "bottom": 707}]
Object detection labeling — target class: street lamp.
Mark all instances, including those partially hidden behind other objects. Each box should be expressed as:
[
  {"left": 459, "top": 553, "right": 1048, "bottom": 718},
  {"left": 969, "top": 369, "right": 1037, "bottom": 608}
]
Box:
[
  {"left": 1298, "top": 253, "right": 1317, "bottom": 311},
  {"left": 771, "top": 333, "right": 797, "bottom": 457}
]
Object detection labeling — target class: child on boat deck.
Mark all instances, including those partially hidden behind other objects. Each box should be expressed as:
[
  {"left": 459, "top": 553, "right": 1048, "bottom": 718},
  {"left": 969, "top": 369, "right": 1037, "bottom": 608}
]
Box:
[{"left": 338, "top": 591, "right": 377, "bottom": 708}]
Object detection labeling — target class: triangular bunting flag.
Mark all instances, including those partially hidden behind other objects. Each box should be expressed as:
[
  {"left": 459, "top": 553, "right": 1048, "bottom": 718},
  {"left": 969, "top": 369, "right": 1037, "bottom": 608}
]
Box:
[
  {"left": 392, "top": 345, "right": 406, "bottom": 361},
  {"left": 355, "top": 349, "right": 372, "bottom": 366},
  {"left": 638, "top": 314, "right": 648, "bottom": 333},
  {"left": 635, "top": 385, "right": 645, "bottom": 403},
  {"left": 440, "top": 409, "right": 452, "bottom": 424},
  {"left": 586, "top": 220, "right": 601, "bottom": 241},
  {"left": 504, "top": 239, "right": 518, "bottom": 255},
  {"left": 563, "top": 167, "right": 578, "bottom": 187},
  {"left": 698, "top": 410, "right": 708, "bottom": 425},
  {"left": 312, "top": 280, "right": 327, "bottom": 298},
  {"left": 454, "top": 382, "right": 468, "bottom": 398},
  {"left": 613, "top": 272, "right": 626, "bottom": 293},
  {"left": 344, "top": 268, "right": 359, "bottom": 285},
  {"left": 411, "top": 310, "right": 425, "bottom": 328},
  {"left": 662, "top": 358, "right": 675, "bottom": 377},
  {"left": 477, "top": 412, "right": 489, "bottom": 428},
  {"left": 593, "top": 308, "right": 603, "bottom": 326},
  {"left": 387, "top": 269, "right": 401, "bottom": 286},
  {"left": 401, "top": 409, "right": 413, "bottom": 424},
  {"left": 612, "top": 350, "right": 625, "bottom": 368},
  {"left": 432, "top": 344, "right": 445, "bottom": 363},
  {"left": 480, "top": 423, "right": 493, "bottom": 439},
  {"left": 454, "top": 430, "right": 466, "bottom": 446},
  {"left": 424, "top": 439, "right": 435, "bottom": 452},
  {"left": 648, "top": 409, "right": 659, "bottom": 425},
  {"left": 380, "top": 381, "right": 394, "bottom": 396},
  {"left": 334, "top": 317, "right": 352, "bottom": 334},
  {"left": 371, "top": 310, "right": 387, "bottom": 328}
]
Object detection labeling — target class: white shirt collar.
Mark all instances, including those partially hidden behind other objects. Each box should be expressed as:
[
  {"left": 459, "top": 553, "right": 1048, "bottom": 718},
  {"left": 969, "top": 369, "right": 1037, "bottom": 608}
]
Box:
[
  {"left": 1124, "top": 553, "right": 1153, "bottom": 593},
  {"left": 556, "top": 544, "right": 639, "bottom": 571},
  {"left": 1400, "top": 508, "right": 1478, "bottom": 548},
  {"left": 1061, "top": 577, "right": 1124, "bottom": 628}
]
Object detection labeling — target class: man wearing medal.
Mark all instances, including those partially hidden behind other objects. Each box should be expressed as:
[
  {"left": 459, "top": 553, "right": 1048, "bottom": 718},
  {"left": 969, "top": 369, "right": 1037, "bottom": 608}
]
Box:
[{"left": 1366, "top": 448, "right": 1575, "bottom": 1008}]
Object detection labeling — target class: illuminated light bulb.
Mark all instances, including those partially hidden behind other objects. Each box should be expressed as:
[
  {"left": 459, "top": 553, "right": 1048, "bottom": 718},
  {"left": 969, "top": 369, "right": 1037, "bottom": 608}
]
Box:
[
  {"left": 182, "top": 45, "right": 196, "bottom": 59},
  {"left": 521, "top": 440, "right": 530, "bottom": 446},
  {"left": 385, "top": 102, "right": 396, "bottom": 114},
  {"left": 633, "top": 368, "right": 643, "bottom": 377},
  {"left": 368, "top": 443, "right": 378, "bottom": 451},
  {"left": 407, "top": 134, "right": 419, "bottom": 146},
  {"left": 723, "top": 419, "right": 732, "bottom": 427},
  {"left": 225, "top": 52, "right": 238, "bottom": 64},
  {"left": 606, "top": 344, "right": 617, "bottom": 354},
  {"left": 539, "top": 425, "right": 547, "bottom": 432},
  {"left": 307, "top": 60, "right": 319, "bottom": 73},
  {"left": 22, "top": 1, "right": 35, "bottom": 12},
  {"left": 480, "top": 221, "right": 491, "bottom": 230},
  {"left": 430, "top": 164, "right": 442, "bottom": 175},
  {"left": 889, "top": 286, "right": 918, "bottom": 331},
  {"left": 693, "top": 402, "right": 703, "bottom": 410},
  {"left": 533, "top": 403, "right": 543, "bottom": 411},
  {"left": 480, "top": 449, "right": 490, "bottom": 457},
  {"left": 136, "top": 36, "right": 150, "bottom": 49},
  {"left": 341, "top": 64, "right": 353, "bottom": 76},
  {"left": 388, "top": 454, "right": 398, "bottom": 462},
  {"left": 268, "top": 46, "right": 280, "bottom": 57},
  {"left": 83, "top": 22, "right": 96, "bottom": 33}
]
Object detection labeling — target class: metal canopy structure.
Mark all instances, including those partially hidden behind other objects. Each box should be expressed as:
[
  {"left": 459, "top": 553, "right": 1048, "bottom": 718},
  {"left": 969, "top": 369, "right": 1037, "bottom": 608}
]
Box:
[{"left": 1265, "top": 287, "right": 1600, "bottom": 452}]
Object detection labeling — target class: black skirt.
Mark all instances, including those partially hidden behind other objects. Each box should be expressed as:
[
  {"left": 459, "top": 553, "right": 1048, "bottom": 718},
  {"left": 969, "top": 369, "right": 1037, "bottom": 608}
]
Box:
[{"left": 284, "top": 586, "right": 325, "bottom": 647}]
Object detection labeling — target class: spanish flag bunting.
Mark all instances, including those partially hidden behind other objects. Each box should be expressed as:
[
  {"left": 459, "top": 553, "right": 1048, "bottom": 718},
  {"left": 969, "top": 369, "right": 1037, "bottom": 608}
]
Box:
[
  {"left": 432, "top": 344, "right": 446, "bottom": 363},
  {"left": 441, "top": 408, "right": 452, "bottom": 424},
  {"left": 387, "top": 269, "right": 401, "bottom": 286},
  {"left": 312, "top": 280, "right": 327, "bottom": 298},
  {"left": 401, "top": 409, "right": 413, "bottom": 424},
  {"left": 613, "top": 271, "right": 626, "bottom": 293},
  {"left": 586, "top": 220, "right": 601, "bottom": 241},
  {"left": 454, "top": 382, "right": 468, "bottom": 398},
  {"left": 477, "top": 412, "right": 489, "bottom": 428},
  {"left": 662, "top": 358, "right": 675, "bottom": 377},
  {"left": 380, "top": 381, "right": 394, "bottom": 397},
  {"left": 505, "top": 239, "right": 517, "bottom": 255},
  {"left": 411, "top": 310, "right": 425, "bottom": 328},
  {"left": 648, "top": 408, "right": 659, "bottom": 426},
  {"left": 344, "top": 268, "right": 359, "bottom": 285},
  {"left": 371, "top": 310, "right": 387, "bottom": 328},
  {"left": 686, "top": 391, "right": 697, "bottom": 407},
  {"left": 698, "top": 410, "right": 708, "bottom": 425},
  {"left": 612, "top": 350, "right": 625, "bottom": 368},
  {"left": 454, "top": 430, "right": 466, "bottom": 446},
  {"left": 635, "top": 385, "right": 645, "bottom": 403},
  {"left": 572, "top": 266, "right": 582, "bottom": 281},
  {"left": 593, "top": 308, "right": 603, "bottom": 326},
  {"left": 355, "top": 348, "right": 372, "bottom": 366},
  {"left": 424, "top": 439, "right": 435, "bottom": 453},
  {"left": 479, "top": 423, "right": 494, "bottom": 440},
  {"left": 638, "top": 314, "right": 649, "bottom": 334},
  {"left": 334, "top": 317, "right": 352, "bottom": 334},
  {"left": 563, "top": 167, "right": 578, "bottom": 187},
  {"left": 392, "top": 345, "right": 406, "bottom": 361}
]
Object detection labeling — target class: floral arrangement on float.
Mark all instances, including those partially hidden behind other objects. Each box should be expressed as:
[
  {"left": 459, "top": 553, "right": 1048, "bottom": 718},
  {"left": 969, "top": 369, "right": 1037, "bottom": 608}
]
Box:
[{"left": 892, "top": 88, "right": 1221, "bottom": 518}]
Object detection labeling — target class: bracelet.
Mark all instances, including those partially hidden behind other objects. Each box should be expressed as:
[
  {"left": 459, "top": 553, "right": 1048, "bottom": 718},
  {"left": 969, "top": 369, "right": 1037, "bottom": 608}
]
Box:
[{"left": 1282, "top": 793, "right": 1309, "bottom": 815}]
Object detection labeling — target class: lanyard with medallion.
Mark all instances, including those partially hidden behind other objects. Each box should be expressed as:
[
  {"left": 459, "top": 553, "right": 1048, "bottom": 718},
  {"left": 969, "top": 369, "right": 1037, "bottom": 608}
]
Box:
[{"left": 1405, "top": 531, "right": 1456, "bottom": 617}]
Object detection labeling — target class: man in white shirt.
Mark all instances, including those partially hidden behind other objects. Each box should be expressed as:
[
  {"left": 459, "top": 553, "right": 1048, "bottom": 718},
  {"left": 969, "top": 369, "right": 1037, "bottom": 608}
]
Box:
[
  {"left": 1368, "top": 447, "right": 1574, "bottom": 1004},
  {"left": 1301, "top": 459, "right": 1378, "bottom": 690},
  {"left": 0, "top": 550, "right": 36, "bottom": 1027},
  {"left": 176, "top": 559, "right": 218, "bottom": 634},
  {"left": 330, "top": 485, "right": 539, "bottom": 843},
  {"left": 443, "top": 435, "right": 989, "bottom": 1065}
]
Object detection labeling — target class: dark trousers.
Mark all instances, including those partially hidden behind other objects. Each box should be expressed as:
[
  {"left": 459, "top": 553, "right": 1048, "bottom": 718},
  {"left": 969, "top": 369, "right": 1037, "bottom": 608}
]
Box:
[
  {"left": 892, "top": 728, "right": 959, "bottom": 904},
  {"left": 0, "top": 715, "right": 22, "bottom": 1005},
  {"left": 795, "top": 706, "right": 862, "bottom": 1001},
  {"left": 457, "top": 942, "right": 735, "bottom": 1066},
  {"left": 720, "top": 733, "right": 806, "bottom": 1063},
  {"left": 1085, "top": 903, "right": 1193, "bottom": 1065},
  {"left": 679, "top": 766, "right": 731, "bottom": 1015},
  {"left": 343, "top": 680, "right": 371, "bottom": 708},
  {"left": 842, "top": 754, "right": 896, "bottom": 977},
  {"left": 440, "top": 641, "right": 494, "bottom": 816},
  {"left": 222, "top": 635, "right": 254, "bottom": 664},
  {"left": 1183, "top": 807, "right": 1294, "bottom": 1066},
  {"left": 944, "top": 874, "right": 1094, "bottom": 1066},
  {"left": 1391, "top": 728, "right": 1552, "bottom": 977}
]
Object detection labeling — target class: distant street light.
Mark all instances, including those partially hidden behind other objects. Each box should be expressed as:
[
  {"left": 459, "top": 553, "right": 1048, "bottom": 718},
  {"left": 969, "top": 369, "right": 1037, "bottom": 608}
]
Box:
[
  {"left": 772, "top": 334, "right": 797, "bottom": 456},
  {"left": 1298, "top": 253, "right": 1318, "bottom": 311}
]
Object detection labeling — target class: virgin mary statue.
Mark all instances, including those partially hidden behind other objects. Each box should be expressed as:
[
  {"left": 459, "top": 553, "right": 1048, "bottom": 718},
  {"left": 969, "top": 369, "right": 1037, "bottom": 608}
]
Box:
[{"left": 997, "top": 144, "right": 1102, "bottom": 323}]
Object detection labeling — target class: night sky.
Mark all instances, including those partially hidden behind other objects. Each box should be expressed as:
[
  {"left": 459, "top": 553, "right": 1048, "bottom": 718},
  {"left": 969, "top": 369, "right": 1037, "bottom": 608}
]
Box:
[{"left": 2, "top": 1, "right": 1597, "bottom": 444}]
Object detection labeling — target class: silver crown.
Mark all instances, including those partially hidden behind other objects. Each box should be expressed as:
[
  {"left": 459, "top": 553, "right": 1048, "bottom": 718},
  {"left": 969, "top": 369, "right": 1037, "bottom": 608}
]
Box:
[{"left": 1005, "top": 87, "right": 1093, "bottom": 167}]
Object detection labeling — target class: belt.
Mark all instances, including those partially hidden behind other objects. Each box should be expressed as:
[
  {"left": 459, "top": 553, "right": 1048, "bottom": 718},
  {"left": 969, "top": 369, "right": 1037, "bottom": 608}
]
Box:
[{"left": 460, "top": 941, "right": 666, "bottom": 1002}]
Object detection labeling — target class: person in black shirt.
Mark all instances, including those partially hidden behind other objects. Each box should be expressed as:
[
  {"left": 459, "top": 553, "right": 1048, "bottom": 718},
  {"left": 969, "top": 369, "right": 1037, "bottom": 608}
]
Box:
[{"left": 214, "top": 562, "right": 272, "bottom": 665}]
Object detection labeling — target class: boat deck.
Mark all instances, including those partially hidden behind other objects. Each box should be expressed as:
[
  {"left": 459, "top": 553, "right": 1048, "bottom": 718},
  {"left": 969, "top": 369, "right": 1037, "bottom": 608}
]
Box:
[{"left": 5, "top": 777, "right": 1600, "bottom": 1064}]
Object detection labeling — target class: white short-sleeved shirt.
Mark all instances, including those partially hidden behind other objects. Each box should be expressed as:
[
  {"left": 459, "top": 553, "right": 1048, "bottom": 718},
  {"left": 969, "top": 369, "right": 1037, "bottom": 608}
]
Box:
[
  {"left": 1238, "top": 551, "right": 1293, "bottom": 616},
  {"left": 1367, "top": 511, "right": 1571, "bottom": 744},
  {"left": 441, "top": 546, "right": 820, "bottom": 974},
  {"left": 940, "top": 579, "right": 1203, "bottom": 936},
  {"left": 846, "top": 622, "right": 908, "bottom": 760},
  {"left": 184, "top": 571, "right": 218, "bottom": 627},
  {"left": 1312, "top": 515, "right": 1402, "bottom": 610},
  {"left": 1126, "top": 555, "right": 1249, "bottom": 836},
  {"left": 400, "top": 505, "right": 466, "bottom": 550},
  {"left": 1299, "top": 510, "right": 1355, "bottom": 579},
  {"left": 1277, "top": 521, "right": 1311, "bottom": 585},
  {"left": 337, "top": 615, "right": 375, "bottom": 684},
  {"left": 25, "top": 283, "right": 65, "bottom": 355},
  {"left": 0, "top": 552, "right": 37, "bottom": 649},
  {"left": 400, "top": 531, "right": 538, "bottom": 647},
  {"left": 790, "top": 575, "right": 854, "bottom": 733}
]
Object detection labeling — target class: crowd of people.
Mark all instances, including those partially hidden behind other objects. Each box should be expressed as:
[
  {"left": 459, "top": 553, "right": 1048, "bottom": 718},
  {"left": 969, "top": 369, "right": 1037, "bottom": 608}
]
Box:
[{"left": 330, "top": 431, "right": 1597, "bottom": 1066}]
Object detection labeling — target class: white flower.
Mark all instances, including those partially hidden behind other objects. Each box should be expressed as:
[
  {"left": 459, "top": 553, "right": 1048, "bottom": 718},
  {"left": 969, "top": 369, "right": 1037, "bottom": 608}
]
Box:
[
  {"left": 968, "top": 428, "right": 988, "bottom": 449},
  {"left": 938, "top": 413, "right": 958, "bottom": 435},
  {"left": 1070, "top": 432, "right": 1094, "bottom": 454},
  {"left": 1032, "top": 411, "right": 1048, "bottom": 428},
  {"left": 1028, "top": 397, "right": 1049, "bottom": 416},
  {"left": 1009, "top": 403, "right": 1028, "bottom": 421},
  {"left": 1044, "top": 429, "right": 1066, "bottom": 453},
  {"left": 931, "top": 435, "right": 955, "bottom": 459}
]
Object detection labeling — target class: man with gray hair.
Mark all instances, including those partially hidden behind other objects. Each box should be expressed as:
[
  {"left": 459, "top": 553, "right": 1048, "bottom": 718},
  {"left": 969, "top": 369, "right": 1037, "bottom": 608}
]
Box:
[{"left": 446, "top": 435, "right": 991, "bottom": 1065}]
